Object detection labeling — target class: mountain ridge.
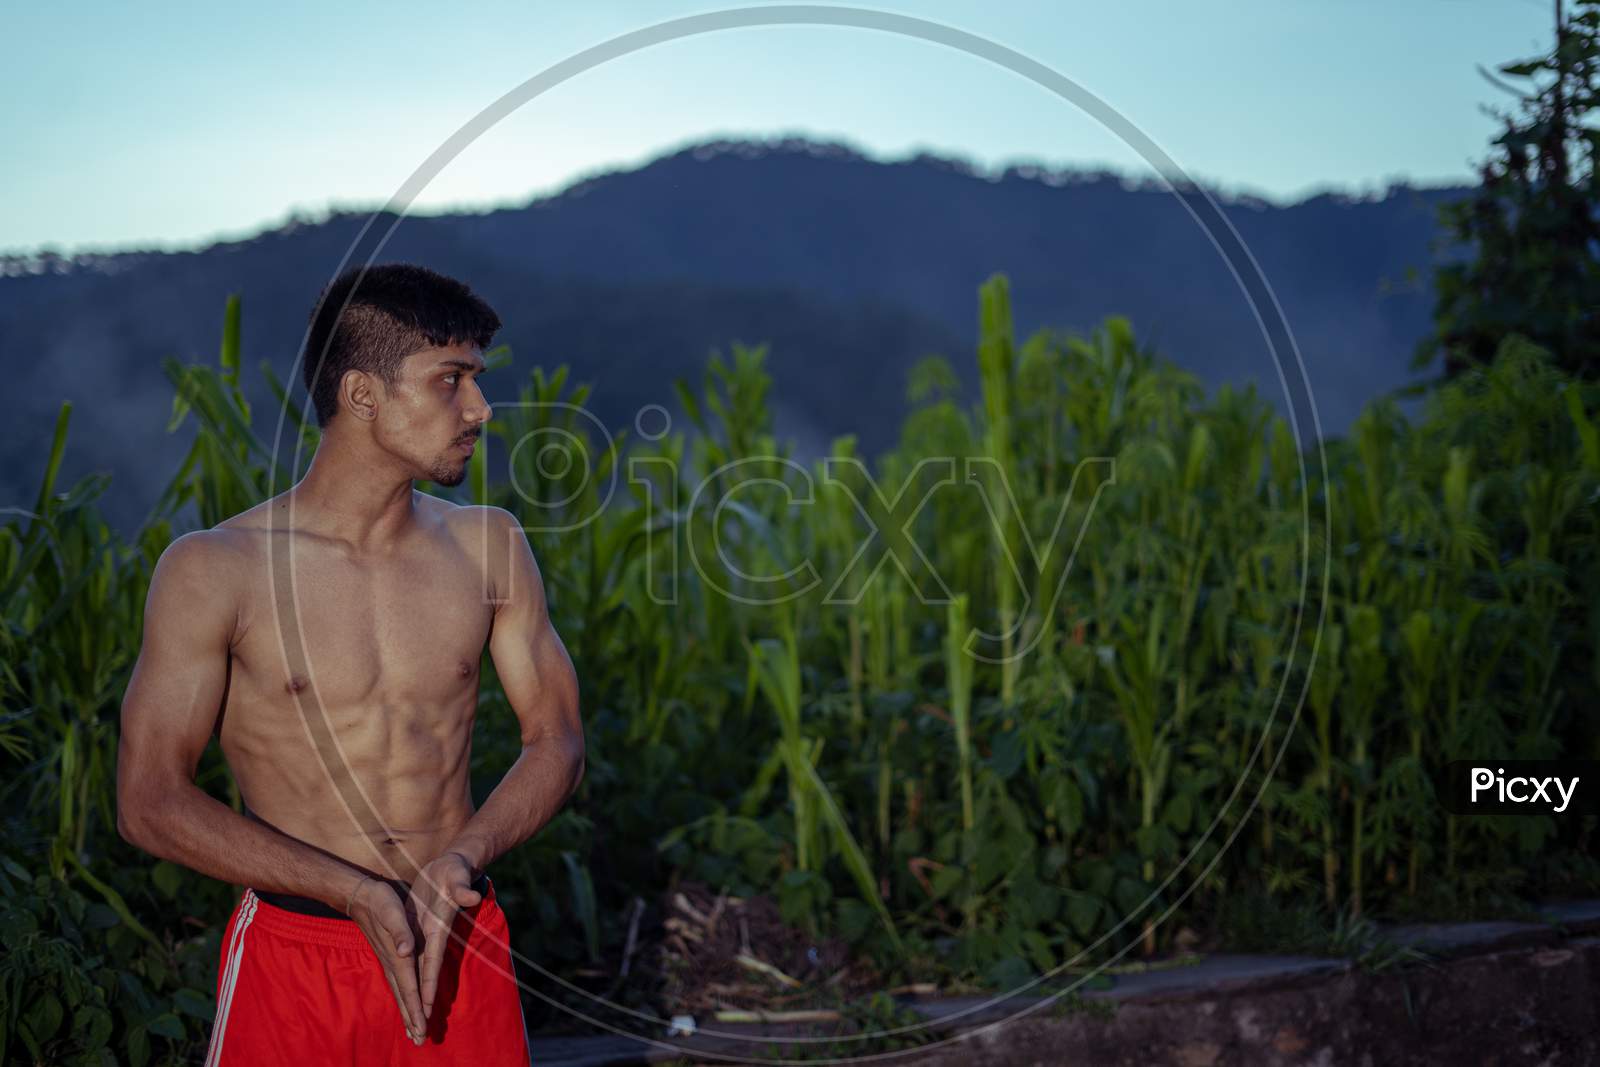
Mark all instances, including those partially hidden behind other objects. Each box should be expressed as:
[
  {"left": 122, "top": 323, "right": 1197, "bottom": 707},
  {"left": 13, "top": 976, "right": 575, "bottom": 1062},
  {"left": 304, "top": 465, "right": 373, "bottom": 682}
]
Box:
[{"left": 0, "top": 135, "right": 1469, "bottom": 533}]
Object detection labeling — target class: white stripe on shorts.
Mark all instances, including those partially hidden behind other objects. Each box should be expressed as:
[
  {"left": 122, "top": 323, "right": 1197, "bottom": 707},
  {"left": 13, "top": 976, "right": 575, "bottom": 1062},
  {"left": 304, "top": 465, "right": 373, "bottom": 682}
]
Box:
[{"left": 204, "top": 891, "right": 259, "bottom": 1067}]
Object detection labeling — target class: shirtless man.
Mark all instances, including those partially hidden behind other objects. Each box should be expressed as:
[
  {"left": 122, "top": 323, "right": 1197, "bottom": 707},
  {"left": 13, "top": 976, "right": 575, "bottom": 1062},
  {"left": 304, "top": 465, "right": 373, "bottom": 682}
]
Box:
[{"left": 116, "top": 263, "right": 583, "bottom": 1065}]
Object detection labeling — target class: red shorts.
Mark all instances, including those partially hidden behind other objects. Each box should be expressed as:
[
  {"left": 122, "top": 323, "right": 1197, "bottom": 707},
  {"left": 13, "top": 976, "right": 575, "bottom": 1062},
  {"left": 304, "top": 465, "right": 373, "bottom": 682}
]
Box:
[{"left": 202, "top": 884, "right": 530, "bottom": 1066}]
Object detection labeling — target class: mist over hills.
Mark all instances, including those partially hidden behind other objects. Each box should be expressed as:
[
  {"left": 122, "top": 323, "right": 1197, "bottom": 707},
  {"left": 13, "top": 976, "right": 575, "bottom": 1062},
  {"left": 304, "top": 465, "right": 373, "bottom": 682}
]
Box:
[{"left": 0, "top": 136, "right": 1466, "bottom": 534}]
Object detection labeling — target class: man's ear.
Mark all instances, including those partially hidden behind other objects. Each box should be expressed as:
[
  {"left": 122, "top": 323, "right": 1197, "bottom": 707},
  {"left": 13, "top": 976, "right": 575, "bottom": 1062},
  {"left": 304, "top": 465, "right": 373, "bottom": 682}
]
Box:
[{"left": 340, "top": 369, "right": 380, "bottom": 422}]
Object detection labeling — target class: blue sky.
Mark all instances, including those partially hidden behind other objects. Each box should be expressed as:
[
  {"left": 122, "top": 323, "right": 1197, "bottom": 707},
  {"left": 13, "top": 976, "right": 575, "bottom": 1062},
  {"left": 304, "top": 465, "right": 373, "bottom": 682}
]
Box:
[{"left": 2, "top": 0, "right": 1555, "bottom": 255}]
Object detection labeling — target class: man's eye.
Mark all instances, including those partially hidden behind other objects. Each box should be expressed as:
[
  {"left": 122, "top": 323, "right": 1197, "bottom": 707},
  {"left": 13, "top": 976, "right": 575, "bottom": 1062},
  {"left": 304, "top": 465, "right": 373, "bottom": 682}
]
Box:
[{"left": 444, "top": 374, "right": 459, "bottom": 385}]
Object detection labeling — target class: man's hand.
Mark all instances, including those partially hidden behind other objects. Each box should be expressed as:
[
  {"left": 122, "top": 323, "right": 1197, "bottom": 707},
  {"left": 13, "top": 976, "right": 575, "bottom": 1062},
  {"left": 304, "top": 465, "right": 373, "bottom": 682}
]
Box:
[
  {"left": 347, "top": 877, "right": 428, "bottom": 1045},
  {"left": 406, "top": 851, "right": 483, "bottom": 1027}
]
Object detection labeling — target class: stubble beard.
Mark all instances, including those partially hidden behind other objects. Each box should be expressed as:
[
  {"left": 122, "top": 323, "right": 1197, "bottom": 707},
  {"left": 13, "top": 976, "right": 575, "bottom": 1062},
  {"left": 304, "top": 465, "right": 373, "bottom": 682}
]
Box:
[{"left": 426, "top": 453, "right": 469, "bottom": 487}]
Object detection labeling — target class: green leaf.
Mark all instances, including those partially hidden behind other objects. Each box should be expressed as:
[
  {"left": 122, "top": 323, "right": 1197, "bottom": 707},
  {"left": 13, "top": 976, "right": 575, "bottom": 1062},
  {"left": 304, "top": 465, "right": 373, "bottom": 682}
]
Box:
[
  {"left": 974, "top": 833, "right": 1014, "bottom": 887},
  {"left": 1565, "top": 387, "right": 1599, "bottom": 471},
  {"left": 219, "top": 292, "right": 242, "bottom": 381},
  {"left": 988, "top": 730, "right": 1025, "bottom": 779},
  {"left": 60, "top": 850, "right": 163, "bottom": 952},
  {"left": 151, "top": 861, "right": 184, "bottom": 900},
  {"left": 31, "top": 403, "right": 71, "bottom": 523},
  {"left": 173, "top": 988, "right": 215, "bottom": 1022},
  {"left": 1162, "top": 791, "right": 1193, "bottom": 833},
  {"left": 929, "top": 864, "right": 964, "bottom": 900},
  {"left": 835, "top": 897, "right": 875, "bottom": 944},
  {"left": 127, "top": 1025, "right": 151, "bottom": 1067},
  {"left": 1080, "top": 860, "right": 1115, "bottom": 898},
  {"left": 16, "top": 1017, "right": 40, "bottom": 1061},
  {"left": 146, "top": 1012, "right": 185, "bottom": 1040},
  {"left": 74, "top": 1006, "right": 114, "bottom": 1049},
  {"left": 1051, "top": 775, "right": 1085, "bottom": 835},
  {"left": 1022, "top": 929, "right": 1056, "bottom": 973},
  {"left": 22, "top": 993, "right": 64, "bottom": 1043},
  {"left": 560, "top": 852, "right": 601, "bottom": 965},
  {"left": 798, "top": 756, "right": 900, "bottom": 949},
  {"left": 1009, "top": 872, "right": 1060, "bottom": 928},
  {"left": 1066, "top": 892, "right": 1101, "bottom": 938},
  {"left": 777, "top": 869, "right": 830, "bottom": 927},
  {"left": 482, "top": 342, "right": 513, "bottom": 371},
  {"left": 984, "top": 955, "right": 1034, "bottom": 992},
  {"left": 1113, "top": 876, "right": 1147, "bottom": 915}
]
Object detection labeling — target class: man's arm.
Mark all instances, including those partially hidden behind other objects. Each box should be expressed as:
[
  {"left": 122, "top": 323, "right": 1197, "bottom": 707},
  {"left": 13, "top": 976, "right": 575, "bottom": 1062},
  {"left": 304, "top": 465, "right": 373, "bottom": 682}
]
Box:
[
  {"left": 408, "top": 508, "right": 583, "bottom": 1020},
  {"left": 117, "top": 532, "right": 368, "bottom": 903},
  {"left": 444, "top": 506, "right": 584, "bottom": 870},
  {"left": 117, "top": 531, "right": 431, "bottom": 1043}
]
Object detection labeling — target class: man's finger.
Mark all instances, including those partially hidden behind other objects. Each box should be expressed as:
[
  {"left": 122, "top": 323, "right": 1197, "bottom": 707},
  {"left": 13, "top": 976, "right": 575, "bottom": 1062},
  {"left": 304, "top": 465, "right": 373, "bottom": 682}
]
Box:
[
  {"left": 419, "top": 916, "right": 453, "bottom": 1020},
  {"left": 453, "top": 885, "right": 482, "bottom": 907},
  {"left": 383, "top": 912, "right": 414, "bottom": 959},
  {"left": 381, "top": 916, "right": 426, "bottom": 1040},
  {"left": 376, "top": 953, "right": 419, "bottom": 1038},
  {"left": 389, "top": 938, "right": 427, "bottom": 1043},
  {"left": 377, "top": 963, "right": 417, "bottom": 1038}
]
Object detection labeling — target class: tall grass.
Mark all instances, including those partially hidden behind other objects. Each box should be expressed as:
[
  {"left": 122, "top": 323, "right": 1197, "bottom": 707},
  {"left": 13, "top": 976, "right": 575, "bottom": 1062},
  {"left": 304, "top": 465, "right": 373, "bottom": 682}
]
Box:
[{"left": 2, "top": 277, "right": 1597, "bottom": 1061}]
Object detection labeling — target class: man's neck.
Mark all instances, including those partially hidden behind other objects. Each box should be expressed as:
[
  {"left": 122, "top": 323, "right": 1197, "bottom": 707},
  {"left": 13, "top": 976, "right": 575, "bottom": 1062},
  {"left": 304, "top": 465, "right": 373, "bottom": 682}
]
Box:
[{"left": 278, "top": 433, "right": 422, "bottom": 554}]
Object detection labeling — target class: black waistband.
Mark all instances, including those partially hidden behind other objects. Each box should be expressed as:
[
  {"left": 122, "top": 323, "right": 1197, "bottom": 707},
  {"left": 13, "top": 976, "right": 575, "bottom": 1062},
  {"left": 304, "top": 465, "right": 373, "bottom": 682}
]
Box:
[{"left": 252, "top": 870, "right": 490, "bottom": 920}]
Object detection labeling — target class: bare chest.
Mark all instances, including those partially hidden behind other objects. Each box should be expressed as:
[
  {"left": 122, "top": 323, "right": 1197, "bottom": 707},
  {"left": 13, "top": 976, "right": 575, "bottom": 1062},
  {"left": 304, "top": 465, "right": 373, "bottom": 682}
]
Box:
[{"left": 227, "top": 535, "right": 495, "bottom": 711}]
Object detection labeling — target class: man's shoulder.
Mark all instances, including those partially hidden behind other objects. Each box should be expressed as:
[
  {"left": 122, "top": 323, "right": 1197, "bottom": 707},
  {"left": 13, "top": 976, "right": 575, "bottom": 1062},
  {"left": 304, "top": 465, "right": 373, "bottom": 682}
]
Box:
[
  {"left": 158, "top": 525, "right": 255, "bottom": 567},
  {"left": 212, "top": 494, "right": 288, "bottom": 536},
  {"left": 152, "top": 498, "right": 287, "bottom": 591},
  {"left": 431, "top": 503, "right": 534, "bottom": 606},
  {"left": 143, "top": 530, "right": 248, "bottom": 648},
  {"left": 432, "top": 499, "right": 523, "bottom": 541},
  {"left": 149, "top": 529, "right": 254, "bottom": 610}
]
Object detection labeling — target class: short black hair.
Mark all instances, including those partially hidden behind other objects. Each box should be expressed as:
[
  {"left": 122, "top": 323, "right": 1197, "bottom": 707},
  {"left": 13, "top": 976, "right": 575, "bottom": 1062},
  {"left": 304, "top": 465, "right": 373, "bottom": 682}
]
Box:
[{"left": 302, "top": 263, "right": 502, "bottom": 427}]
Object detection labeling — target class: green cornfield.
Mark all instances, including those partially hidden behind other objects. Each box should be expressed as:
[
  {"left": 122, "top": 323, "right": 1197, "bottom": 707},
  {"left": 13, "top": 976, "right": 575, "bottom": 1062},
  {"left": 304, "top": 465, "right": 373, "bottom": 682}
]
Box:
[{"left": 2, "top": 274, "right": 1597, "bottom": 1063}]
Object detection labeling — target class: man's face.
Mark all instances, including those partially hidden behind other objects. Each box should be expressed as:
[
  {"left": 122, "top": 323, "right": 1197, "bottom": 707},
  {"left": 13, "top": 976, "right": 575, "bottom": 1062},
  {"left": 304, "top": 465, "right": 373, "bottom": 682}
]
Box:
[{"left": 372, "top": 341, "right": 492, "bottom": 487}]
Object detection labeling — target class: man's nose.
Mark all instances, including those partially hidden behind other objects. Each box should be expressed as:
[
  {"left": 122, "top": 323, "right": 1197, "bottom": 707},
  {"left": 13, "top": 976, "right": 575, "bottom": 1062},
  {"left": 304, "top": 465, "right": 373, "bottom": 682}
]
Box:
[{"left": 465, "top": 382, "right": 492, "bottom": 425}]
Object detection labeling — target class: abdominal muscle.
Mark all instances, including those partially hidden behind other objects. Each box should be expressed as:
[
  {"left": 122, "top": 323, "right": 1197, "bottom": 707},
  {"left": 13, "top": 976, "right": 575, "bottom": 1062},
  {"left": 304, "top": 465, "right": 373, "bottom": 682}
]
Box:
[{"left": 222, "top": 686, "right": 480, "bottom": 884}]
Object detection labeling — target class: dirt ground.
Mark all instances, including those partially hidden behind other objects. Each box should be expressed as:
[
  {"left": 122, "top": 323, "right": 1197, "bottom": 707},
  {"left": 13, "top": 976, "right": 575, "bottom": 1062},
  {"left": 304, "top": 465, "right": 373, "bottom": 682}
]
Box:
[{"left": 651, "top": 880, "right": 888, "bottom": 1018}]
